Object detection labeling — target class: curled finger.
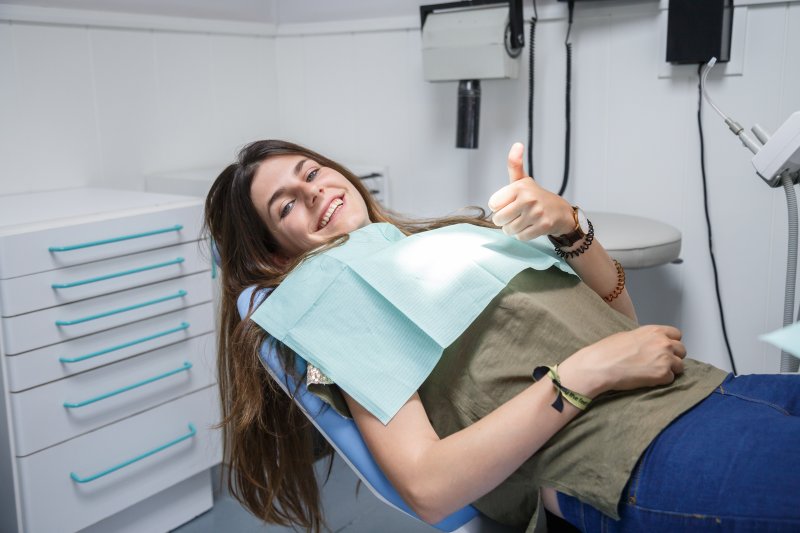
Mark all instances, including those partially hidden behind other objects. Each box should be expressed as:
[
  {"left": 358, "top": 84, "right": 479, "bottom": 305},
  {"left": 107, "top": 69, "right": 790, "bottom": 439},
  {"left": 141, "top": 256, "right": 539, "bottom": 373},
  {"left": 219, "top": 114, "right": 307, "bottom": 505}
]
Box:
[
  {"left": 515, "top": 225, "right": 543, "bottom": 241},
  {"left": 492, "top": 204, "right": 521, "bottom": 228},
  {"left": 488, "top": 184, "right": 517, "bottom": 213},
  {"left": 503, "top": 213, "right": 537, "bottom": 237},
  {"left": 670, "top": 355, "right": 685, "bottom": 376},
  {"left": 671, "top": 340, "right": 687, "bottom": 359},
  {"left": 660, "top": 325, "right": 682, "bottom": 341}
]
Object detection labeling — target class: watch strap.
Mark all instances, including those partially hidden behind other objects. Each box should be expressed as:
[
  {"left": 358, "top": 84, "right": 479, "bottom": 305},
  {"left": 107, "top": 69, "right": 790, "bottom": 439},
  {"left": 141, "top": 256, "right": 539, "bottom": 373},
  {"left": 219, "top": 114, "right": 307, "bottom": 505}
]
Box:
[{"left": 548, "top": 206, "right": 585, "bottom": 248}]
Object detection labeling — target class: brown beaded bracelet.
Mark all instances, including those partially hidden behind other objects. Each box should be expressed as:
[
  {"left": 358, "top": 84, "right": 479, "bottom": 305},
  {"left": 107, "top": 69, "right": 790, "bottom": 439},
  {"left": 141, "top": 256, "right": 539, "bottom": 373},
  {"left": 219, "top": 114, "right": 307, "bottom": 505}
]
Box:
[{"left": 603, "top": 259, "right": 626, "bottom": 302}]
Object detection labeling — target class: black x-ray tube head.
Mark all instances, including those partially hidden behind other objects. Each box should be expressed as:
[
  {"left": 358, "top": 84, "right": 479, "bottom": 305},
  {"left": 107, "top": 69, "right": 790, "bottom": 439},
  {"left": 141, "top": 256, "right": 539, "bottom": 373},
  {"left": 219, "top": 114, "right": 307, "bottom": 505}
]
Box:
[{"left": 456, "top": 79, "right": 481, "bottom": 149}]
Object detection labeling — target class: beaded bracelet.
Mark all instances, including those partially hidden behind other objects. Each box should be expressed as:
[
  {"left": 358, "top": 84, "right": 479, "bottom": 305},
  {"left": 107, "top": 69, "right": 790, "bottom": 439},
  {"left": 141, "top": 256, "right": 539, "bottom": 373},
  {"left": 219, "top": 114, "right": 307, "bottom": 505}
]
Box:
[
  {"left": 602, "top": 259, "right": 626, "bottom": 303},
  {"left": 531, "top": 364, "right": 592, "bottom": 412},
  {"left": 553, "top": 220, "right": 594, "bottom": 259}
]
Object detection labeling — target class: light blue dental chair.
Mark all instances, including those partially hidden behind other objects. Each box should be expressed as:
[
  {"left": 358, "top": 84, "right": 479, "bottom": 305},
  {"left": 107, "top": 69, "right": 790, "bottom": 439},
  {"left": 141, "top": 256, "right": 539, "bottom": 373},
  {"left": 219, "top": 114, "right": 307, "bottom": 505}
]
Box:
[{"left": 236, "top": 286, "right": 519, "bottom": 533}]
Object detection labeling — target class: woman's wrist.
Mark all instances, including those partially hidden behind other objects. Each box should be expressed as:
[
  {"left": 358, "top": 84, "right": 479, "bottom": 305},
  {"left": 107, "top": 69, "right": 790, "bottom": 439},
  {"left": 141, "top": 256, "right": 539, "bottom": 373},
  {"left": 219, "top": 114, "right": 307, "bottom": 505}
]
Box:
[
  {"left": 556, "top": 355, "right": 606, "bottom": 399},
  {"left": 551, "top": 220, "right": 594, "bottom": 260}
]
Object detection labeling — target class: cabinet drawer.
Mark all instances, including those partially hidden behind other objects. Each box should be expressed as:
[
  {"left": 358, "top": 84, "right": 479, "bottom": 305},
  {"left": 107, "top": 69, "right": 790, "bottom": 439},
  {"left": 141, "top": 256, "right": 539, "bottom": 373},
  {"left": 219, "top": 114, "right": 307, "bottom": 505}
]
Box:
[
  {"left": 0, "top": 203, "right": 203, "bottom": 280},
  {"left": 11, "top": 333, "right": 216, "bottom": 457},
  {"left": 0, "top": 241, "right": 209, "bottom": 317},
  {"left": 5, "top": 303, "right": 214, "bottom": 392},
  {"left": 16, "top": 385, "right": 220, "bottom": 533},
  {"left": 1, "top": 272, "right": 211, "bottom": 355}
]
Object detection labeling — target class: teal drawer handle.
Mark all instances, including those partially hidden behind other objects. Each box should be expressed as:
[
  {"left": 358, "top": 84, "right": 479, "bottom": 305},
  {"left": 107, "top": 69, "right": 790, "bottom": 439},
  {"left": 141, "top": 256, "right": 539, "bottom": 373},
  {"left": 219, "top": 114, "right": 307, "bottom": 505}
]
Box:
[
  {"left": 63, "top": 361, "right": 192, "bottom": 408},
  {"left": 59, "top": 322, "right": 190, "bottom": 363},
  {"left": 49, "top": 224, "right": 183, "bottom": 252},
  {"left": 55, "top": 290, "right": 187, "bottom": 326},
  {"left": 70, "top": 423, "right": 197, "bottom": 484},
  {"left": 52, "top": 257, "right": 185, "bottom": 289}
]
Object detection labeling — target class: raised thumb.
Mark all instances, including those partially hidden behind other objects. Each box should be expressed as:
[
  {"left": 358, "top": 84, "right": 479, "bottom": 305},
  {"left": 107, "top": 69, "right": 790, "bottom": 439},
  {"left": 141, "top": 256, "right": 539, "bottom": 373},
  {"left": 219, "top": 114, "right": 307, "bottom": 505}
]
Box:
[{"left": 507, "top": 142, "right": 526, "bottom": 183}]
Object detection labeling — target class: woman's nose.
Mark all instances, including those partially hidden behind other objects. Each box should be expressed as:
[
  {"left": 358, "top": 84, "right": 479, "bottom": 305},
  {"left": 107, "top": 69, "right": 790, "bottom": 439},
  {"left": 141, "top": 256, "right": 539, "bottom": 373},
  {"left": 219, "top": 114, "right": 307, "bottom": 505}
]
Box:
[{"left": 305, "top": 185, "right": 324, "bottom": 206}]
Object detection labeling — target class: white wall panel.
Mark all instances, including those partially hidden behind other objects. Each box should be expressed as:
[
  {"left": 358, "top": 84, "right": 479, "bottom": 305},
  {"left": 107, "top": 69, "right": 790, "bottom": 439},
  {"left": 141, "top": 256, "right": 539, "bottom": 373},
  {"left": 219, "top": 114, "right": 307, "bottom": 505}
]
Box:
[
  {"left": 1, "top": 12, "right": 279, "bottom": 195},
  {"left": 348, "top": 30, "right": 413, "bottom": 202},
  {"left": 3, "top": 23, "right": 101, "bottom": 193},
  {"left": 527, "top": 18, "right": 576, "bottom": 198},
  {"left": 348, "top": 31, "right": 411, "bottom": 165},
  {"left": 398, "top": 29, "right": 470, "bottom": 217},
  {"left": 275, "top": 35, "right": 307, "bottom": 144},
  {"left": 0, "top": 22, "right": 16, "bottom": 191},
  {"left": 89, "top": 28, "right": 158, "bottom": 190},
  {"left": 151, "top": 32, "right": 217, "bottom": 172},
  {"left": 300, "top": 33, "right": 359, "bottom": 159},
  {"left": 566, "top": 14, "right": 611, "bottom": 213},
  {"left": 208, "top": 34, "right": 278, "bottom": 160}
]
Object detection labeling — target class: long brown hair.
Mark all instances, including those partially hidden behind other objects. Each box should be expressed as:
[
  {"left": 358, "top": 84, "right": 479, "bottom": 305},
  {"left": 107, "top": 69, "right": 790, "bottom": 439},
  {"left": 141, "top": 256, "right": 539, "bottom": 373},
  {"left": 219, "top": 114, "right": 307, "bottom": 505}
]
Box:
[{"left": 203, "top": 139, "right": 495, "bottom": 531}]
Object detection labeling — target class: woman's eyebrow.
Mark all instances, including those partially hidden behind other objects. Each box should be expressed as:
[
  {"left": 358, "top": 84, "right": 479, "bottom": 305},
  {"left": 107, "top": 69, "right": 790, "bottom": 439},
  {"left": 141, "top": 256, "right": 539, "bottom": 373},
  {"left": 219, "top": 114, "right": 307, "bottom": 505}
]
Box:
[
  {"left": 293, "top": 158, "right": 309, "bottom": 176},
  {"left": 266, "top": 159, "right": 310, "bottom": 216},
  {"left": 267, "top": 187, "right": 285, "bottom": 216}
]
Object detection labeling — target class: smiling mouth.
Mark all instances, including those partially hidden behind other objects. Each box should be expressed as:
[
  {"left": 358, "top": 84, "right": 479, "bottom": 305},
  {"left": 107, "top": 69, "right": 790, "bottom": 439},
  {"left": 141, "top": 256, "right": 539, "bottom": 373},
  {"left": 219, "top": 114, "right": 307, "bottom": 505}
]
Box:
[{"left": 318, "top": 198, "right": 344, "bottom": 230}]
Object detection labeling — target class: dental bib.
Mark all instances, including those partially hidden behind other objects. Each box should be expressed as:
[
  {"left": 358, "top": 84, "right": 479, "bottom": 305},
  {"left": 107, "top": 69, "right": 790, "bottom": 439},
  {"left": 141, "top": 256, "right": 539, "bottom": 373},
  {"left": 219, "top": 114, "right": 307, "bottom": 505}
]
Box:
[{"left": 251, "top": 222, "right": 576, "bottom": 424}]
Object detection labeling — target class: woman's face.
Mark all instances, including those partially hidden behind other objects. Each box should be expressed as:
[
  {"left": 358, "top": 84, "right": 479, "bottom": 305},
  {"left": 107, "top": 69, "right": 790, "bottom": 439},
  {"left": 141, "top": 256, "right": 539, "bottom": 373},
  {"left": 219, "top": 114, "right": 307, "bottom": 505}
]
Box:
[{"left": 250, "top": 154, "right": 371, "bottom": 260}]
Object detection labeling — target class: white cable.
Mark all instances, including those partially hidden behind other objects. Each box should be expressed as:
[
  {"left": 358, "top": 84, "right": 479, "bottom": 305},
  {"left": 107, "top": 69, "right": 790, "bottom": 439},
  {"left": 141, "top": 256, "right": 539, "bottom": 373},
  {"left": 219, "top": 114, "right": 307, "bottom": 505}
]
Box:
[
  {"left": 701, "top": 57, "right": 760, "bottom": 155},
  {"left": 701, "top": 58, "right": 728, "bottom": 121}
]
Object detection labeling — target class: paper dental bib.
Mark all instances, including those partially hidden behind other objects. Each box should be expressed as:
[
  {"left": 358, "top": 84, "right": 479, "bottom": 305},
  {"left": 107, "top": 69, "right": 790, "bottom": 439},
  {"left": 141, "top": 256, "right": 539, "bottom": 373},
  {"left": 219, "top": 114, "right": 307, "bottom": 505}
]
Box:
[{"left": 251, "top": 222, "right": 576, "bottom": 424}]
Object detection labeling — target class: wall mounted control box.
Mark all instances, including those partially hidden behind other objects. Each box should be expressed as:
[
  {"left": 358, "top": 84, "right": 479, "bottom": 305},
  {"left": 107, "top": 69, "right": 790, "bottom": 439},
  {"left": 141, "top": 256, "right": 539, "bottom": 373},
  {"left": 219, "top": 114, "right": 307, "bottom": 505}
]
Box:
[{"left": 666, "top": 0, "right": 733, "bottom": 64}]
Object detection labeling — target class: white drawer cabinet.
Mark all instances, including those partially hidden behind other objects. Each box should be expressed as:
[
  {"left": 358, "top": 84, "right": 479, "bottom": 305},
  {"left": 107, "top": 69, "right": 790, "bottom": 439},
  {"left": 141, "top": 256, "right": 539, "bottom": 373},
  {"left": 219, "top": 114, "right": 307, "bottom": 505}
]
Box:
[
  {"left": 0, "top": 189, "right": 203, "bottom": 279},
  {"left": 0, "top": 240, "right": 210, "bottom": 317},
  {"left": 16, "top": 386, "right": 220, "bottom": 533},
  {"left": 2, "top": 271, "right": 212, "bottom": 355},
  {"left": 6, "top": 303, "right": 214, "bottom": 392},
  {"left": 11, "top": 333, "right": 216, "bottom": 456},
  {"left": 0, "top": 188, "right": 221, "bottom": 533}
]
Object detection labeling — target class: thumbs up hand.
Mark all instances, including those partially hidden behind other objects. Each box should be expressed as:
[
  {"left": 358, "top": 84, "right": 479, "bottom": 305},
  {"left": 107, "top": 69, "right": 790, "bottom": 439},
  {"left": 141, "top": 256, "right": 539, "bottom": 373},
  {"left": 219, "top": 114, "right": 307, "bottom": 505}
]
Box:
[{"left": 487, "top": 142, "right": 575, "bottom": 242}]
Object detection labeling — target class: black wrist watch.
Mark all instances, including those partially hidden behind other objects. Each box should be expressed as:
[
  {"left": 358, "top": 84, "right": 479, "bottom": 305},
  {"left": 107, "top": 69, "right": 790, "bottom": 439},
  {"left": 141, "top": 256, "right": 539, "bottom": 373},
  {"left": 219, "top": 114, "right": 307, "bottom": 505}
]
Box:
[{"left": 548, "top": 206, "right": 589, "bottom": 248}]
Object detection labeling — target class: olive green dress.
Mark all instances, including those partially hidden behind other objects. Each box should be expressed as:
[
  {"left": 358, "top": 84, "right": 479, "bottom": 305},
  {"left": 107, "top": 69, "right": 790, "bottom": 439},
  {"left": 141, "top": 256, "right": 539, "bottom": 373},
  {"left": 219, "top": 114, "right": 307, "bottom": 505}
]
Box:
[{"left": 307, "top": 267, "right": 728, "bottom": 532}]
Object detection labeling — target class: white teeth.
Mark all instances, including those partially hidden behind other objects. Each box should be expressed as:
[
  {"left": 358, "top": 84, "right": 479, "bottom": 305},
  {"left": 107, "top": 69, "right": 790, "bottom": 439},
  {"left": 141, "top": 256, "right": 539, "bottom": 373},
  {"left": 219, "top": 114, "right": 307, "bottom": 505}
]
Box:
[{"left": 319, "top": 198, "right": 343, "bottom": 229}]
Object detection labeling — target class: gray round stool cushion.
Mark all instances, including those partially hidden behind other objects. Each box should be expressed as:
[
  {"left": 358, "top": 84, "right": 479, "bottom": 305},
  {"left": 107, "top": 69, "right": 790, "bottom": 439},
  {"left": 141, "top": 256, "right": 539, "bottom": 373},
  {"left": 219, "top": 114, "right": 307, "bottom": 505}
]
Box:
[{"left": 585, "top": 212, "right": 682, "bottom": 269}]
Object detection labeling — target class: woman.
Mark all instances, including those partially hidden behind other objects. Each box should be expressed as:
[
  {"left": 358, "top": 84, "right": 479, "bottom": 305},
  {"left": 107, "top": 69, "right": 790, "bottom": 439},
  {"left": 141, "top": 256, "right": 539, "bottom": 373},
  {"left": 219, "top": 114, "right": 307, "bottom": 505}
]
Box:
[{"left": 204, "top": 139, "right": 799, "bottom": 533}]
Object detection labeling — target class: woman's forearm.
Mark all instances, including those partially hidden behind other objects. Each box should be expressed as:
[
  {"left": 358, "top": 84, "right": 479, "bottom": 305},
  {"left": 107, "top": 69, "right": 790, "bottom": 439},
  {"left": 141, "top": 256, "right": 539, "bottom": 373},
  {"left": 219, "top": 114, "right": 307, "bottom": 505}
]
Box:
[
  {"left": 348, "top": 379, "right": 579, "bottom": 523},
  {"left": 561, "top": 236, "right": 638, "bottom": 323},
  {"left": 399, "top": 379, "right": 587, "bottom": 523}
]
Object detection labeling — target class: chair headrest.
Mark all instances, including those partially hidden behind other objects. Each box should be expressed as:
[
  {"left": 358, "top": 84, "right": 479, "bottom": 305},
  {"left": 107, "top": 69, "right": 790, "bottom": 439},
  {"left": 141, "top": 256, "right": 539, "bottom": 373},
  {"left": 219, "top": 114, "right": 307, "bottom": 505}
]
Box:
[
  {"left": 237, "top": 285, "right": 271, "bottom": 320},
  {"left": 211, "top": 238, "right": 222, "bottom": 269}
]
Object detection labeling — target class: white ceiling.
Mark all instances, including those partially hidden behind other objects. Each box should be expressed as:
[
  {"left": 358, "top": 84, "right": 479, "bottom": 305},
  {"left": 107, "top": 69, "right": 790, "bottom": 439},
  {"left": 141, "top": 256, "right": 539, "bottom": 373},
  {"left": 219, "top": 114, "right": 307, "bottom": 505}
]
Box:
[{"left": 0, "top": 0, "right": 424, "bottom": 24}]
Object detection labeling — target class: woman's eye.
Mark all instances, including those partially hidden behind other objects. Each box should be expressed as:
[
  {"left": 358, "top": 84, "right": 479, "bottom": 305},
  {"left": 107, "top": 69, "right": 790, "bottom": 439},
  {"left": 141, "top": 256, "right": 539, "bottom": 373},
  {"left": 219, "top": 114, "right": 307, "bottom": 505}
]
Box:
[
  {"left": 280, "top": 200, "right": 294, "bottom": 219},
  {"left": 306, "top": 169, "right": 319, "bottom": 182}
]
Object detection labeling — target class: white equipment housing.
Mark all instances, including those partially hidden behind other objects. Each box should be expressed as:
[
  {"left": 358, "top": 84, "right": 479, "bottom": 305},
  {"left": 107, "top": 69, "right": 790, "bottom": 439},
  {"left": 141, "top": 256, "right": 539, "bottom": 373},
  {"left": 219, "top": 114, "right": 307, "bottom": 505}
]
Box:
[
  {"left": 752, "top": 111, "right": 800, "bottom": 186},
  {"left": 421, "top": 5, "right": 519, "bottom": 82}
]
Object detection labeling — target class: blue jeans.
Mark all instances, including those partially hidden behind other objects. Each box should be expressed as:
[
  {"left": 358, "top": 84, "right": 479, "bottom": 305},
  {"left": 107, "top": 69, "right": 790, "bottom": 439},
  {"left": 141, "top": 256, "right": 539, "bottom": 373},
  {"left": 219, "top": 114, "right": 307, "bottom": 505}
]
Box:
[{"left": 557, "top": 373, "right": 800, "bottom": 532}]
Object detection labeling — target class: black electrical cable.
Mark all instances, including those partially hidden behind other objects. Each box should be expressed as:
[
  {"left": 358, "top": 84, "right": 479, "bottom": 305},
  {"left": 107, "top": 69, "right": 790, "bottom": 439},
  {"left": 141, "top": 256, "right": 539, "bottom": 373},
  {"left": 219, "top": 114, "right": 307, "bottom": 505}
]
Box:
[
  {"left": 696, "top": 63, "right": 738, "bottom": 375},
  {"left": 527, "top": 0, "right": 538, "bottom": 179},
  {"left": 558, "top": 0, "right": 575, "bottom": 197}
]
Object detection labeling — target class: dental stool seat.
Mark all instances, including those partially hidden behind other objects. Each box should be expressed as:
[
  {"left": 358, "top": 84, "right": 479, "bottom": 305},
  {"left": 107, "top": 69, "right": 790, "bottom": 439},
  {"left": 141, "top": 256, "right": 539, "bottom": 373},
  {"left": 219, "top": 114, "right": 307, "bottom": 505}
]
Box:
[{"left": 587, "top": 212, "right": 681, "bottom": 269}]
